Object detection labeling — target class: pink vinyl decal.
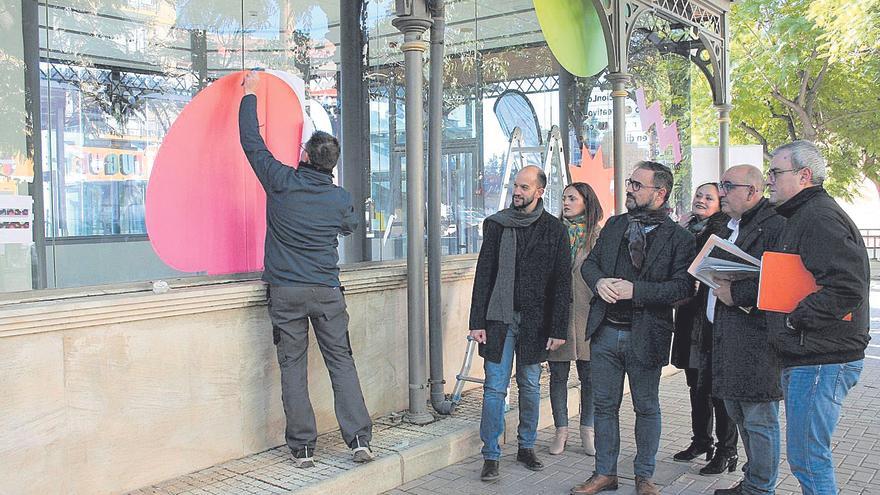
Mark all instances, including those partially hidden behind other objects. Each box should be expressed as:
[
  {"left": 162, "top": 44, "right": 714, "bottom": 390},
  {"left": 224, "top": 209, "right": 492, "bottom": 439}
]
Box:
[
  {"left": 635, "top": 88, "right": 683, "bottom": 164},
  {"left": 145, "top": 71, "right": 304, "bottom": 274}
]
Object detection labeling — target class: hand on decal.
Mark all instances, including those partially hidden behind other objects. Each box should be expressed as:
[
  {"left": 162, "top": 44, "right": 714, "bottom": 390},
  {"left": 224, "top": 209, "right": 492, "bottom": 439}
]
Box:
[
  {"left": 470, "top": 329, "right": 487, "bottom": 344},
  {"left": 243, "top": 71, "right": 260, "bottom": 95},
  {"left": 546, "top": 338, "right": 565, "bottom": 351}
]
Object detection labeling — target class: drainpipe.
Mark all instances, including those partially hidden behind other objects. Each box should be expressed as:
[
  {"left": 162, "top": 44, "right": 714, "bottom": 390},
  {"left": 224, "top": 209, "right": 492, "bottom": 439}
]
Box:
[
  {"left": 427, "top": 0, "right": 454, "bottom": 415},
  {"left": 392, "top": 0, "right": 435, "bottom": 425}
]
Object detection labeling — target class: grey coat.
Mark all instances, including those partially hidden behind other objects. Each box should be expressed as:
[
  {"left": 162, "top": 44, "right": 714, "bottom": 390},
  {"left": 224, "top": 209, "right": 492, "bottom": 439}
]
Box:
[
  {"left": 548, "top": 226, "right": 599, "bottom": 362},
  {"left": 709, "top": 199, "right": 785, "bottom": 401},
  {"left": 582, "top": 214, "right": 696, "bottom": 368}
]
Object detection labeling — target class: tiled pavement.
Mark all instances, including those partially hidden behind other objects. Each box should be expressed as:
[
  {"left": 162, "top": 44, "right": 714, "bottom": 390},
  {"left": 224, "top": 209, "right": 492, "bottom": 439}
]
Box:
[
  {"left": 384, "top": 284, "right": 880, "bottom": 495},
  {"left": 128, "top": 283, "right": 880, "bottom": 495}
]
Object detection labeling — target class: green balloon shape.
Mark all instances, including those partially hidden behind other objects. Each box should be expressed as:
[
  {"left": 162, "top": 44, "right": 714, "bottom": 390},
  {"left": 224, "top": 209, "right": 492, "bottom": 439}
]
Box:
[{"left": 534, "top": 0, "right": 608, "bottom": 77}]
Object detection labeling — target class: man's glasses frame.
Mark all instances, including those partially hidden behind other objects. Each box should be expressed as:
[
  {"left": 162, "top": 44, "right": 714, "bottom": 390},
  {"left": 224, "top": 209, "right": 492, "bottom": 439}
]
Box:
[
  {"left": 718, "top": 181, "right": 755, "bottom": 193},
  {"left": 625, "top": 178, "right": 662, "bottom": 192},
  {"left": 766, "top": 167, "right": 803, "bottom": 182}
]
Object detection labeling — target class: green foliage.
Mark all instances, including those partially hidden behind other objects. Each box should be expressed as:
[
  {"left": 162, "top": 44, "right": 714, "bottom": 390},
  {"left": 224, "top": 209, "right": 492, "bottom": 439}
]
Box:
[{"left": 728, "top": 0, "right": 880, "bottom": 199}]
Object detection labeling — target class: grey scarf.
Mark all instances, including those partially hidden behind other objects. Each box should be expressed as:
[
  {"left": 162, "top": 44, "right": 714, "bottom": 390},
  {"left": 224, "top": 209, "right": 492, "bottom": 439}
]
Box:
[{"left": 485, "top": 199, "right": 545, "bottom": 324}]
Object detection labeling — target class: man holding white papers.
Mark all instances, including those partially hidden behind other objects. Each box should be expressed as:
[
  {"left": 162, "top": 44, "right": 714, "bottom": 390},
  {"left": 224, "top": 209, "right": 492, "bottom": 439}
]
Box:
[
  {"left": 572, "top": 161, "right": 695, "bottom": 495},
  {"left": 709, "top": 165, "right": 786, "bottom": 495},
  {"left": 765, "top": 141, "right": 870, "bottom": 495}
]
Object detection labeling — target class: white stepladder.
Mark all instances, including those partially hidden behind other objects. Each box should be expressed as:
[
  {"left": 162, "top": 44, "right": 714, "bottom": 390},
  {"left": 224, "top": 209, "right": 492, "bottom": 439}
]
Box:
[{"left": 495, "top": 125, "right": 571, "bottom": 214}]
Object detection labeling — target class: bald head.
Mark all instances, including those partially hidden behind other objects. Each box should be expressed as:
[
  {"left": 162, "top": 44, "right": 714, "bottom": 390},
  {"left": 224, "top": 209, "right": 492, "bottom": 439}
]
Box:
[
  {"left": 719, "top": 164, "right": 764, "bottom": 219},
  {"left": 511, "top": 165, "right": 546, "bottom": 212}
]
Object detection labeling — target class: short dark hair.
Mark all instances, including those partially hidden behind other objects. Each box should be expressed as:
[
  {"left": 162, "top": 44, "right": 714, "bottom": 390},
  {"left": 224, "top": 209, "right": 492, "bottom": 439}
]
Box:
[
  {"left": 560, "top": 182, "right": 604, "bottom": 228},
  {"left": 536, "top": 168, "right": 547, "bottom": 189},
  {"left": 304, "top": 131, "right": 340, "bottom": 171},
  {"left": 635, "top": 160, "right": 673, "bottom": 203}
]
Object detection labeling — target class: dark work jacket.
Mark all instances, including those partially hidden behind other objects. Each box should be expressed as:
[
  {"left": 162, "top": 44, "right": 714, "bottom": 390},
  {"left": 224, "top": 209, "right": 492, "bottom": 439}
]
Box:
[
  {"left": 710, "top": 199, "right": 785, "bottom": 401},
  {"left": 671, "top": 211, "right": 730, "bottom": 370},
  {"left": 767, "top": 187, "right": 870, "bottom": 367},
  {"left": 239, "top": 95, "right": 358, "bottom": 287},
  {"left": 582, "top": 214, "right": 696, "bottom": 368},
  {"left": 469, "top": 211, "right": 571, "bottom": 365}
]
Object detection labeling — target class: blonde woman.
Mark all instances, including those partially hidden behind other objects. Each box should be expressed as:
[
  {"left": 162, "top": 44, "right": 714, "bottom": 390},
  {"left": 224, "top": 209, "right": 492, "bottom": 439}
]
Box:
[{"left": 548, "top": 182, "right": 603, "bottom": 455}]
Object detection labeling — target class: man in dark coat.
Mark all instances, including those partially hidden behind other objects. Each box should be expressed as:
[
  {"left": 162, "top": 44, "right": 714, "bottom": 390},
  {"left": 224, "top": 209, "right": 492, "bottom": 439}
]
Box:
[
  {"left": 709, "top": 165, "right": 786, "bottom": 495},
  {"left": 765, "top": 141, "right": 870, "bottom": 494},
  {"left": 571, "top": 161, "right": 696, "bottom": 495},
  {"left": 469, "top": 165, "right": 571, "bottom": 481}
]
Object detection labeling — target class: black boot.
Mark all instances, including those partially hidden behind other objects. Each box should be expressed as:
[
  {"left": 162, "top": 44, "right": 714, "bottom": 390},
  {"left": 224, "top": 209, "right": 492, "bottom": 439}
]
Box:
[
  {"left": 480, "top": 460, "right": 500, "bottom": 481},
  {"left": 700, "top": 452, "right": 738, "bottom": 475},
  {"left": 713, "top": 481, "right": 744, "bottom": 494},
  {"left": 516, "top": 448, "right": 545, "bottom": 471},
  {"left": 673, "top": 442, "right": 715, "bottom": 462}
]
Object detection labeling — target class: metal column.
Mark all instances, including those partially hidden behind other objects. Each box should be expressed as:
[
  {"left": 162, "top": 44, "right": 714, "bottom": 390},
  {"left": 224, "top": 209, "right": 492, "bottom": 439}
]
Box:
[
  {"left": 608, "top": 72, "right": 630, "bottom": 214},
  {"left": 716, "top": 103, "right": 732, "bottom": 177},
  {"left": 427, "top": 0, "right": 454, "bottom": 415},
  {"left": 392, "top": 3, "right": 434, "bottom": 425},
  {"left": 340, "top": 0, "right": 369, "bottom": 263}
]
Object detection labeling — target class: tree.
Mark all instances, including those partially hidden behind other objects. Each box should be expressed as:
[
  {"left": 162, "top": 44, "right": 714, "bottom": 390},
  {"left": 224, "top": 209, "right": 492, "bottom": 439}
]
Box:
[{"left": 728, "top": 0, "right": 880, "bottom": 199}]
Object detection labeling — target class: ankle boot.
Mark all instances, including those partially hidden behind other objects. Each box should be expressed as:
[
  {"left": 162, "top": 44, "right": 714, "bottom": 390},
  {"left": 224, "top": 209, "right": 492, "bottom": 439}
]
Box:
[
  {"left": 673, "top": 442, "right": 714, "bottom": 462},
  {"left": 580, "top": 425, "right": 595, "bottom": 456},
  {"left": 700, "top": 452, "right": 738, "bottom": 475},
  {"left": 549, "top": 426, "right": 568, "bottom": 455}
]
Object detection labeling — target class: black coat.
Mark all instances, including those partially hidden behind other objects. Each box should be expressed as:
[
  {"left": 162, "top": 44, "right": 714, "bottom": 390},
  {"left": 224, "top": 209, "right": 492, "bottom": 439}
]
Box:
[
  {"left": 671, "top": 211, "right": 730, "bottom": 370},
  {"left": 469, "top": 211, "right": 571, "bottom": 365},
  {"left": 767, "top": 187, "right": 871, "bottom": 367},
  {"left": 582, "top": 214, "right": 696, "bottom": 368},
  {"left": 710, "top": 199, "right": 786, "bottom": 401}
]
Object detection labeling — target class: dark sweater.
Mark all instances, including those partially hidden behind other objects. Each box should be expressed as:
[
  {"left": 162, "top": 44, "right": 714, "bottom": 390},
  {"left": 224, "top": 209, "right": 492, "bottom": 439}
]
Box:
[{"left": 238, "top": 95, "right": 358, "bottom": 287}]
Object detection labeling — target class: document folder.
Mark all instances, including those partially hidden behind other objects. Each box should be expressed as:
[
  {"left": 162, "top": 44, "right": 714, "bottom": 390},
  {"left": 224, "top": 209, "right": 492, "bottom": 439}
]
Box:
[{"left": 757, "top": 251, "right": 818, "bottom": 313}]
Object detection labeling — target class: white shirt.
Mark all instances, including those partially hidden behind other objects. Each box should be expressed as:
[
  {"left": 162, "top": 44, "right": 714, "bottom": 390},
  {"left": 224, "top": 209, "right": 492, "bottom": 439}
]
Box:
[{"left": 706, "top": 218, "right": 740, "bottom": 323}]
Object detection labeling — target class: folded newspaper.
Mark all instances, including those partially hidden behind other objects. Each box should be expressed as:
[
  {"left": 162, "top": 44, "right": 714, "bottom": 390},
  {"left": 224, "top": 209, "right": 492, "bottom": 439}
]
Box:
[{"left": 687, "top": 234, "right": 761, "bottom": 290}]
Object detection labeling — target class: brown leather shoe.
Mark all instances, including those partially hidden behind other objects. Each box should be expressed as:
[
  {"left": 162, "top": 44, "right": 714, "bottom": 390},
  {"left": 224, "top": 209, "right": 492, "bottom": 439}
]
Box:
[
  {"left": 635, "top": 476, "right": 660, "bottom": 495},
  {"left": 570, "top": 473, "right": 618, "bottom": 494}
]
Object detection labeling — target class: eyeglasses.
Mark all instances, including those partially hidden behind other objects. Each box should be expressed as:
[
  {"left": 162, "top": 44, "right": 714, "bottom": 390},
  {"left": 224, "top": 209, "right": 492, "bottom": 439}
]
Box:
[
  {"left": 766, "top": 167, "right": 803, "bottom": 182},
  {"left": 718, "top": 181, "right": 754, "bottom": 193},
  {"left": 625, "top": 178, "right": 662, "bottom": 192}
]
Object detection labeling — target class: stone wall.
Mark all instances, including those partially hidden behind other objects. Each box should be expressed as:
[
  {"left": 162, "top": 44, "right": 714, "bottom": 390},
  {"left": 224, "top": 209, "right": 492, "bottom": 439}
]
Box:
[{"left": 0, "top": 256, "right": 479, "bottom": 495}]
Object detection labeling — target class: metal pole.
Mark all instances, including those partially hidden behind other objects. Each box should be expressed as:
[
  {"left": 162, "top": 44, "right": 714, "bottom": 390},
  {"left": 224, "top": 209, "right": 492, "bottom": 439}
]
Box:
[
  {"left": 22, "top": 0, "right": 47, "bottom": 289},
  {"left": 427, "top": 0, "right": 453, "bottom": 415},
  {"left": 717, "top": 103, "right": 732, "bottom": 178},
  {"left": 608, "top": 72, "right": 630, "bottom": 214},
  {"left": 557, "top": 61, "right": 572, "bottom": 166},
  {"left": 340, "top": 0, "right": 369, "bottom": 263},
  {"left": 392, "top": 8, "right": 434, "bottom": 425}
]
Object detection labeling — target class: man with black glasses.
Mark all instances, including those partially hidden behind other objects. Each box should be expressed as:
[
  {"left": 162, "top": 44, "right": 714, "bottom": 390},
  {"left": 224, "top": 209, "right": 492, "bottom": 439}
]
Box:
[
  {"left": 710, "top": 165, "right": 785, "bottom": 495},
  {"left": 571, "top": 161, "right": 695, "bottom": 495}
]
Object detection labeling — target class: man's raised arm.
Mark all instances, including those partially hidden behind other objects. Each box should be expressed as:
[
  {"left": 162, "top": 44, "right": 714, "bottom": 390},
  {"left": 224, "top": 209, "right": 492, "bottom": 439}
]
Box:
[{"left": 239, "top": 71, "right": 288, "bottom": 190}]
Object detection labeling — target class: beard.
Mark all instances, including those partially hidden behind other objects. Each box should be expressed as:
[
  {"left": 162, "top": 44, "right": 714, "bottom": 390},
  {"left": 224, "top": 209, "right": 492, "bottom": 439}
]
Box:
[
  {"left": 626, "top": 192, "right": 656, "bottom": 213},
  {"left": 512, "top": 193, "right": 535, "bottom": 210}
]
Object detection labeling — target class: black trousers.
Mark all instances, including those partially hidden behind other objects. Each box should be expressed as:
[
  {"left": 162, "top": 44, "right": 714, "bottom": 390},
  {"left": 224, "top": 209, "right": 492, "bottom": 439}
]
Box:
[{"left": 685, "top": 368, "right": 738, "bottom": 455}]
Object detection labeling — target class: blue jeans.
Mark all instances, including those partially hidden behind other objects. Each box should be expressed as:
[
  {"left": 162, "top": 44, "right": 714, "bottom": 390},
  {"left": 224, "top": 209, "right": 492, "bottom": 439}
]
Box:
[
  {"left": 480, "top": 326, "right": 542, "bottom": 460},
  {"left": 781, "top": 360, "right": 863, "bottom": 495},
  {"left": 548, "top": 360, "right": 594, "bottom": 428},
  {"left": 724, "top": 399, "right": 781, "bottom": 495},
  {"left": 590, "top": 324, "right": 662, "bottom": 478}
]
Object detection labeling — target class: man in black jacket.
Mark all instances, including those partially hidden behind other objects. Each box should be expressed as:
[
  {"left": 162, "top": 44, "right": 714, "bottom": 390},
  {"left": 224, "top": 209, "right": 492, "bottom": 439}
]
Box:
[
  {"left": 572, "top": 161, "right": 695, "bottom": 495},
  {"left": 239, "top": 71, "right": 373, "bottom": 468},
  {"left": 765, "top": 141, "right": 870, "bottom": 494},
  {"left": 709, "top": 165, "right": 786, "bottom": 495},
  {"left": 469, "top": 165, "right": 571, "bottom": 481}
]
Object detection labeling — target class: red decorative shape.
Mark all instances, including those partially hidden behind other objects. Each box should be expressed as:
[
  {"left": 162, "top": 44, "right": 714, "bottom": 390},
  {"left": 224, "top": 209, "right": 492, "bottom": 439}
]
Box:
[
  {"left": 145, "top": 71, "right": 304, "bottom": 274},
  {"left": 569, "top": 145, "right": 615, "bottom": 219}
]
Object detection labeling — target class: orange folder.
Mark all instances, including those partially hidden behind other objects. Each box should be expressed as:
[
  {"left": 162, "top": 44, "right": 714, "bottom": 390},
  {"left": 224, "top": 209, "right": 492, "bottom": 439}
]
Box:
[{"left": 758, "top": 252, "right": 819, "bottom": 313}]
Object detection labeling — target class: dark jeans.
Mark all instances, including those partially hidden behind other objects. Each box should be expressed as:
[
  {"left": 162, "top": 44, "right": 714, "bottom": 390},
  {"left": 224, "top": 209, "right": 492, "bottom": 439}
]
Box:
[
  {"left": 268, "top": 285, "right": 373, "bottom": 452},
  {"left": 685, "top": 368, "right": 738, "bottom": 455},
  {"left": 548, "top": 360, "right": 594, "bottom": 428},
  {"left": 591, "top": 324, "right": 662, "bottom": 478}
]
